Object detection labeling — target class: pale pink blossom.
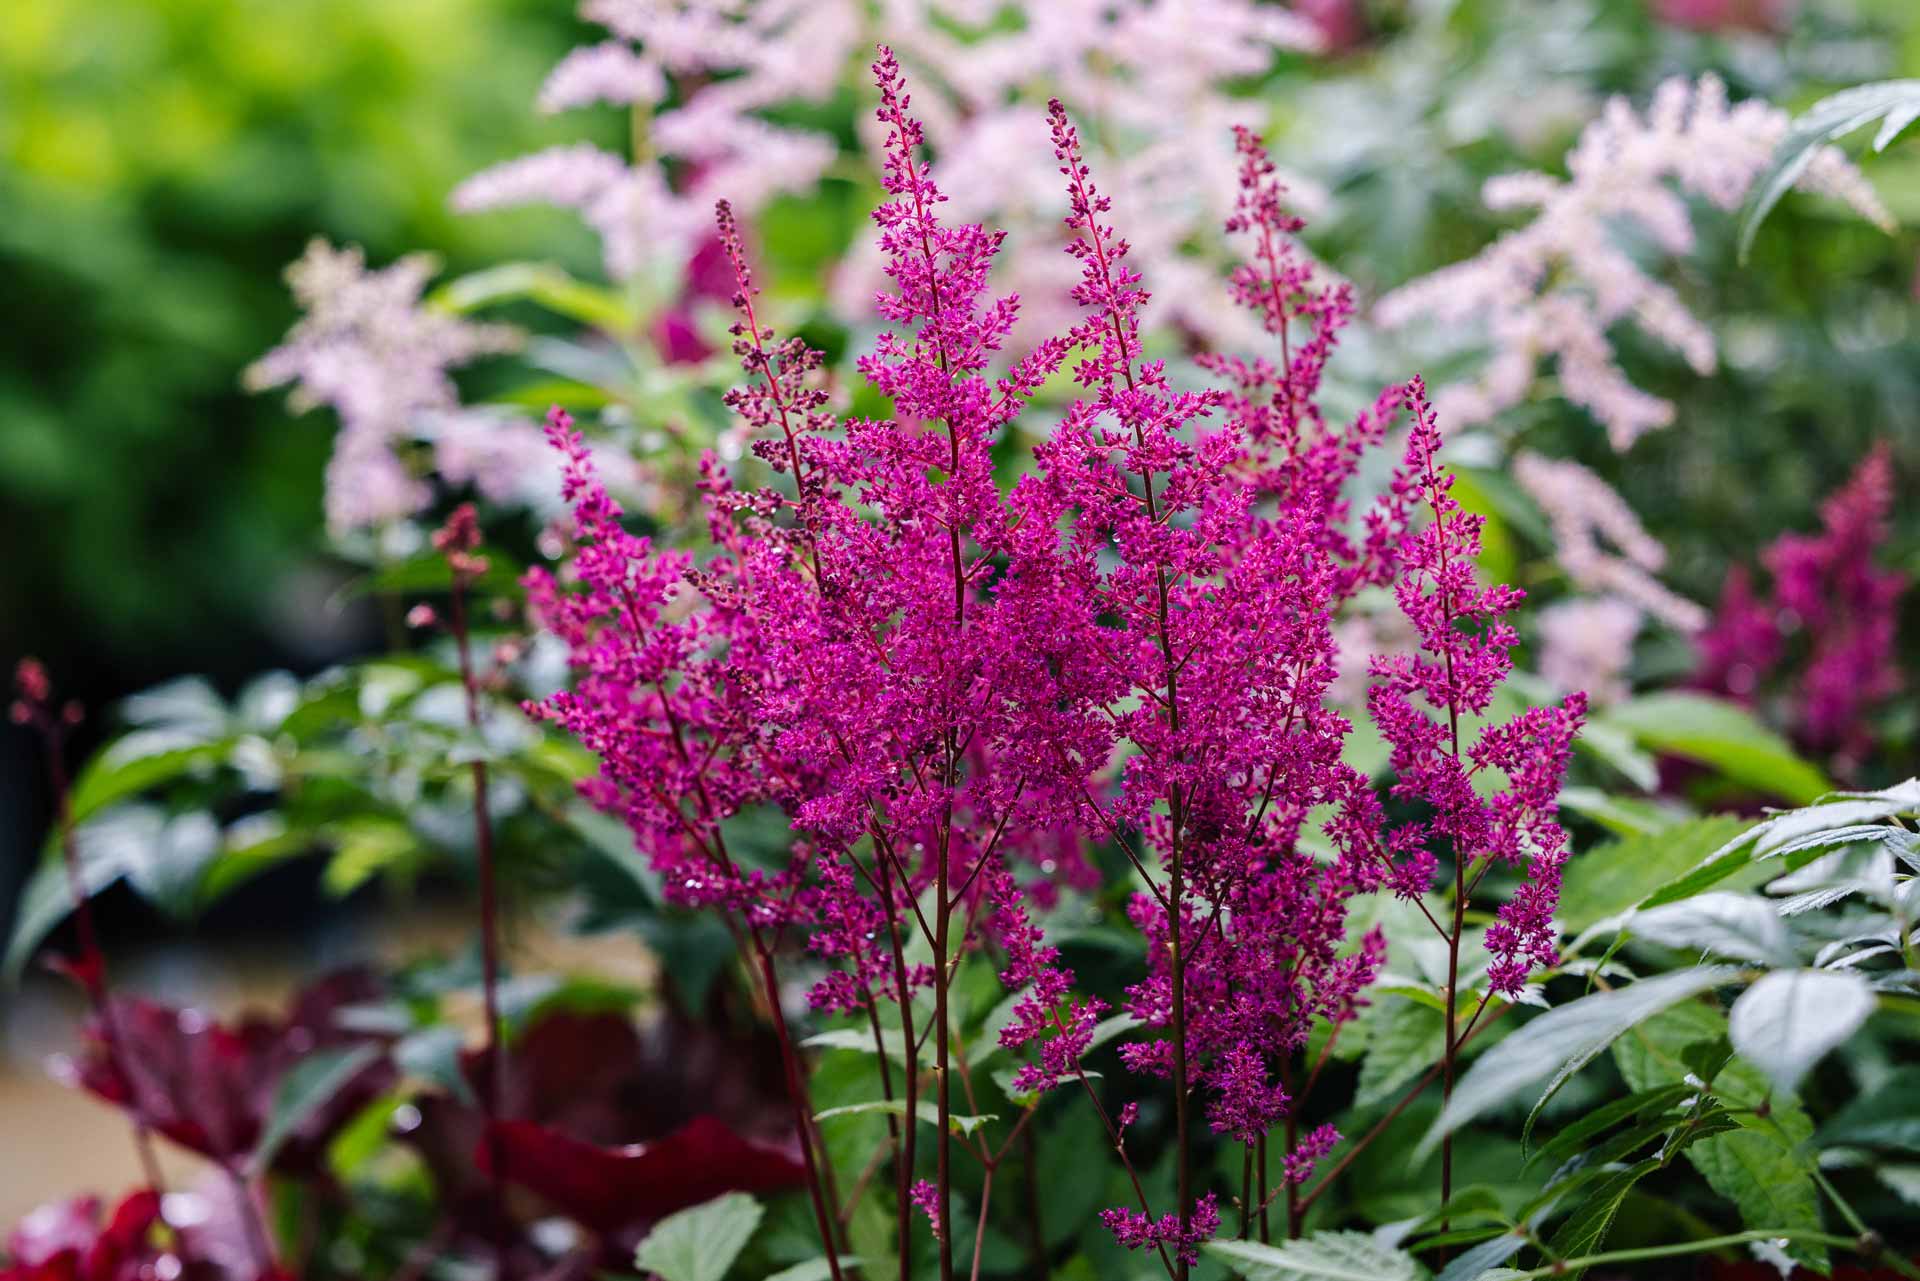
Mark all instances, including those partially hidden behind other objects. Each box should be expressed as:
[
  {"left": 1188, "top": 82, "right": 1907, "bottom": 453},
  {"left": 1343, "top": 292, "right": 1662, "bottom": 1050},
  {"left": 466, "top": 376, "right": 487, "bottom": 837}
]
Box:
[
  {"left": 246, "top": 241, "right": 519, "bottom": 534},
  {"left": 1378, "top": 74, "right": 1890, "bottom": 449},
  {"left": 1536, "top": 596, "right": 1644, "bottom": 706},
  {"left": 1512, "top": 450, "right": 1705, "bottom": 633}
]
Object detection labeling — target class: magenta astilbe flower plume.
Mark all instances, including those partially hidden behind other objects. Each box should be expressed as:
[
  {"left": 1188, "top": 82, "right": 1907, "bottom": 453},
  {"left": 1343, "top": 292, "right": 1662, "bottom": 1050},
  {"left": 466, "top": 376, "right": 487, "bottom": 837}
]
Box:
[
  {"left": 1100, "top": 1193, "right": 1221, "bottom": 1268},
  {"left": 529, "top": 53, "right": 1587, "bottom": 1275},
  {"left": 1765, "top": 444, "right": 1904, "bottom": 756},
  {"left": 1695, "top": 444, "right": 1905, "bottom": 766},
  {"left": 1694, "top": 565, "right": 1783, "bottom": 703},
  {"left": 1008, "top": 106, "right": 1400, "bottom": 1261},
  {"left": 1367, "top": 382, "right": 1587, "bottom": 996}
]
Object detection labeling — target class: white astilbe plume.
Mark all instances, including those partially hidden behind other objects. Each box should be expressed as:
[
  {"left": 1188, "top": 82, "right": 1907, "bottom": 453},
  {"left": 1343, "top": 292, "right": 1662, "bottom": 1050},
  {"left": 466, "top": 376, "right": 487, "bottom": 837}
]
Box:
[
  {"left": 1377, "top": 74, "right": 1891, "bottom": 450},
  {"left": 1536, "top": 596, "right": 1644, "bottom": 706},
  {"left": 1513, "top": 450, "right": 1707, "bottom": 634},
  {"left": 455, "top": 0, "right": 1326, "bottom": 350},
  {"left": 842, "top": 0, "right": 1327, "bottom": 349},
  {"left": 454, "top": 0, "right": 859, "bottom": 282},
  {"left": 246, "top": 241, "right": 521, "bottom": 534}
]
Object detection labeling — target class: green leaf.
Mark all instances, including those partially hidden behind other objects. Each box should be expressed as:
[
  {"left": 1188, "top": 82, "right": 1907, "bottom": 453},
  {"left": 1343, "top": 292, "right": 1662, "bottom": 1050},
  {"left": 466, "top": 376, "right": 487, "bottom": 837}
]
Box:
[
  {"left": 1203, "top": 1231, "right": 1426, "bottom": 1281},
  {"left": 1738, "top": 79, "right": 1912, "bottom": 261},
  {"left": 195, "top": 819, "right": 313, "bottom": 906},
  {"left": 1613, "top": 1003, "right": 1826, "bottom": 1270},
  {"left": 1422, "top": 967, "right": 1740, "bottom": 1155},
  {"left": 5, "top": 846, "right": 123, "bottom": 984},
  {"left": 1630, "top": 893, "right": 1796, "bottom": 967},
  {"left": 1555, "top": 787, "right": 1680, "bottom": 839},
  {"left": 6, "top": 806, "right": 220, "bottom": 981},
  {"left": 813, "top": 1099, "right": 996, "bottom": 1137},
  {"left": 434, "top": 261, "right": 636, "bottom": 334},
  {"left": 803, "top": 1028, "right": 911, "bottom": 1067},
  {"left": 67, "top": 738, "right": 231, "bottom": 827},
  {"left": 1085, "top": 1012, "right": 1141, "bottom": 1054},
  {"left": 1435, "top": 1232, "right": 1529, "bottom": 1281},
  {"left": 1820, "top": 1067, "right": 1920, "bottom": 1151},
  {"left": 251, "top": 1044, "right": 383, "bottom": 1175},
  {"left": 394, "top": 1024, "right": 474, "bottom": 1103},
  {"left": 765, "top": 1259, "right": 862, "bottom": 1281},
  {"left": 634, "top": 1193, "right": 763, "bottom": 1281},
  {"left": 1355, "top": 996, "right": 1446, "bottom": 1109},
  {"left": 1525, "top": 1083, "right": 1691, "bottom": 1166},
  {"left": 1597, "top": 695, "right": 1830, "bottom": 804},
  {"left": 321, "top": 816, "right": 420, "bottom": 897},
  {"left": 1728, "top": 969, "right": 1876, "bottom": 1095},
  {"left": 1558, "top": 816, "right": 1749, "bottom": 932},
  {"left": 1545, "top": 1158, "right": 1660, "bottom": 1276}
]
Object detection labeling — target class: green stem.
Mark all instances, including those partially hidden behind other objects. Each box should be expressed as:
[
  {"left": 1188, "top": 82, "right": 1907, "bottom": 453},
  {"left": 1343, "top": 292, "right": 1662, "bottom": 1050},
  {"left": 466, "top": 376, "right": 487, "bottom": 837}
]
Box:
[
  {"left": 1814, "top": 1168, "right": 1920, "bottom": 1281},
  {"left": 1501, "top": 1230, "right": 1865, "bottom": 1280}
]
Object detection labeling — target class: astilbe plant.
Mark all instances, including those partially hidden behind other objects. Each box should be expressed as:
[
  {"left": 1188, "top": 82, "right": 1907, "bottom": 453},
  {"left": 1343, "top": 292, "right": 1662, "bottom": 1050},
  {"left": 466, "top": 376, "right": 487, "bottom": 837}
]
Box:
[
  {"left": 1696, "top": 443, "right": 1905, "bottom": 771},
  {"left": 529, "top": 49, "right": 1583, "bottom": 1281}
]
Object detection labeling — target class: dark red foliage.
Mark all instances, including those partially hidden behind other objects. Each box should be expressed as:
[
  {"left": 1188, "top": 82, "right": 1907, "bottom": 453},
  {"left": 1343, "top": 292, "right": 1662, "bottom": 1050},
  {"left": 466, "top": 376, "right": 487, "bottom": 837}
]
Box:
[
  {"left": 0, "top": 1190, "right": 187, "bottom": 1281},
  {"left": 60, "top": 969, "right": 395, "bottom": 1174},
  {"left": 402, "top": 1009, "right": 802, "bottom": 1259},
  {"left": 480, "top": 1114, "right": 808, "bottom": 1234}
]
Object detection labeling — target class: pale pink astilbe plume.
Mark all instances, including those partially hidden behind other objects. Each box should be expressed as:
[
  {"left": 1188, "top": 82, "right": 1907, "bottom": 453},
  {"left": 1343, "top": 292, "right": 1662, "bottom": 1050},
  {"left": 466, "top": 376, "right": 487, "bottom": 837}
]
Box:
[
  {"left": 462, "top": 0, "right": 1330, "bottom": 351},
  {"left": 1536, "top": 596, "right": 1645, "bottom": 707},
  {"left": 245, "top": 240, "right": 521, "bottom": 534},
  {"left": 1512, "top": 450, "right": 1706, "bottom": 635},
  {"left": 537, "top": 41, "right": 666, "bottom": 113},
  {"left": 833, "top": 0, "right": 1329, "bottom": 352},
  {"left": 456, "top": 0, "right": 856, "bottom": 283},
  {"left": 1696, "top": 444, "right": 1905, "bottom": 764},
  {"left": 1368, "top": 383, "right": 1587, "bottom": 996},
  {"left": 1377, "top": 74, "right": 1890, "bottom": 449}
]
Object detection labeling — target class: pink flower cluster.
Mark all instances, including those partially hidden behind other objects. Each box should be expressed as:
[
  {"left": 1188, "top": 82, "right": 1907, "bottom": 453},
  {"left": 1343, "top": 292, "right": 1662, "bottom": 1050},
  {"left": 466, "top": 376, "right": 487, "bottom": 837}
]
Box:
[
  {"left": 530, "top": 50, "right": 1582, "bottom": 1267},
  {"left": 1369, "top": 391, "right": 1587, "bottom": 996},
  {"left": 1696, "top": 445, "right": 1905, "bottom": 765}
]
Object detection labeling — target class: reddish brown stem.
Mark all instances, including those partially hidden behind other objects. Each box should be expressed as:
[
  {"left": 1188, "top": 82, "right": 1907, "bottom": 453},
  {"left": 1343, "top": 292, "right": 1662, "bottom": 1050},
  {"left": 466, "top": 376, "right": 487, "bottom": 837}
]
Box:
[{"left": 446, "top": 574, "right": 512, "bottom": 1277}]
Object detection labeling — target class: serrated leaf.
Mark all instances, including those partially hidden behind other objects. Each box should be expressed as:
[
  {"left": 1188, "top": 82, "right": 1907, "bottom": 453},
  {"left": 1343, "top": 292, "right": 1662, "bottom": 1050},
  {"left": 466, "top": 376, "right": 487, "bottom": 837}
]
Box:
[
  {"left": 1728, "top": 969, "right": 1875, "bottom": 1095},
  {"left": 1546, "top": 1158, "right": 1660, "bottom": 1276},
  {"left": 1525, "top": 1083, "right": 1691, "bottom": 1166},
  {"left": 1559, "top": 817, "right": 1750, "bottom": 932},
  {"left": 1631, "top": 893, "right": 1796, "bottom": 966},
  {"left": 1613, "top": 1003, "right": 1826, "bottom": 1270},
  {"left": 1356, "top": 996, "right": 1446, "bottom": 1109},
  {"left": 1424, "top": 967, "right": 1739, "bottom": 1155},
  {"left": 633, "top": 1192, "right": 763, "bottom": 1281},
  {"left": 1203, "top": 1230, "right": 1426, "bottom": 1281}
]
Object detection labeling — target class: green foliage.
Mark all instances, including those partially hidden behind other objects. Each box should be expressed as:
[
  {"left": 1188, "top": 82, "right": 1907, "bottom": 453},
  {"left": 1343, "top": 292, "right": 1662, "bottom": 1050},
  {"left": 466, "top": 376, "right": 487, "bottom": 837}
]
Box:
[
  {"left": 1204, "top": 1232, "right": 1426, "bottom": 1281},
  {"left": 634, "top": 1193, "right": 765, "bottom": 1281}
]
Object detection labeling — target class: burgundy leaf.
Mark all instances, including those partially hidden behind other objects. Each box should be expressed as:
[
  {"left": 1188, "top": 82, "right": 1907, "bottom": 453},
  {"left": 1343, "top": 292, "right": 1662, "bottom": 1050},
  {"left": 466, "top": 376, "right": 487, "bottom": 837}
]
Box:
[
  {"left": 59, "top": 969, "right": 394, "bottom": 1173},
  {"left": 479, "top": 1114, "right": 807, "bottom": 1234}
]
